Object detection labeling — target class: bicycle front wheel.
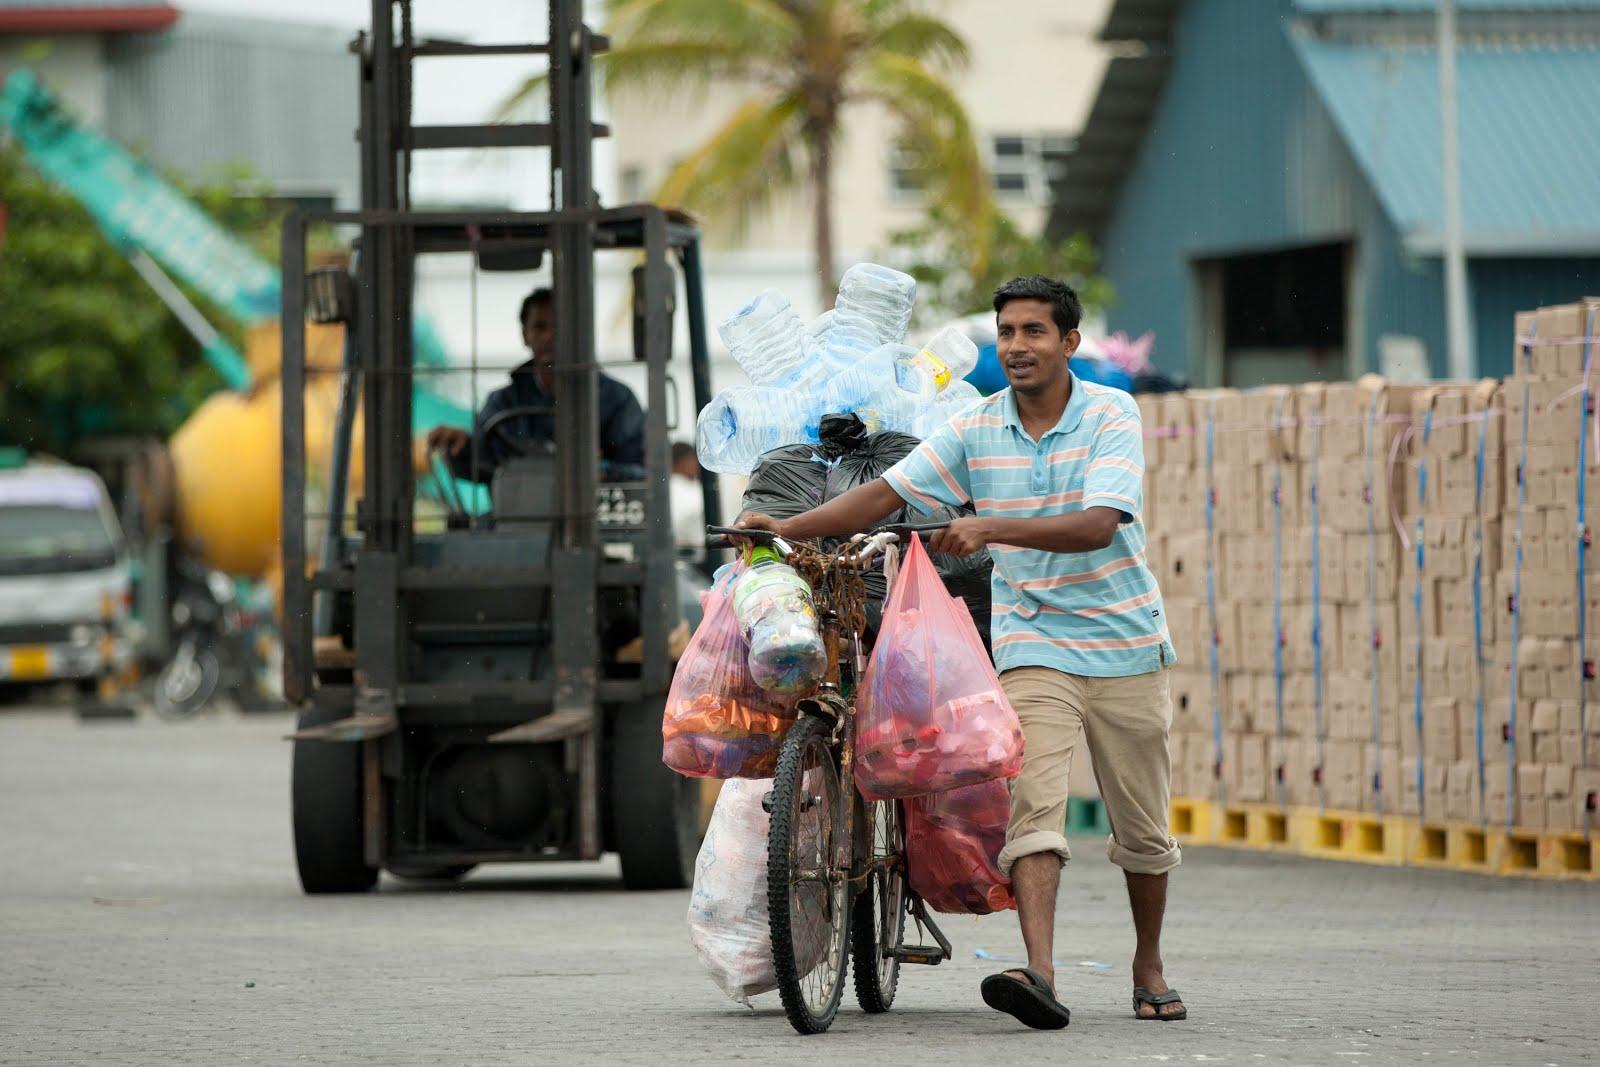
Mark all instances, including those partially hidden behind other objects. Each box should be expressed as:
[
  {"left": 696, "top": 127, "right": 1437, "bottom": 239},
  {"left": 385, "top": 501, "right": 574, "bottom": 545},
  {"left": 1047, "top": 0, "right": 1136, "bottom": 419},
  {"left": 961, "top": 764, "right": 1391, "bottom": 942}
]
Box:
[{"left": 767, "top": 714, "right": 850, "bottom": 1035}]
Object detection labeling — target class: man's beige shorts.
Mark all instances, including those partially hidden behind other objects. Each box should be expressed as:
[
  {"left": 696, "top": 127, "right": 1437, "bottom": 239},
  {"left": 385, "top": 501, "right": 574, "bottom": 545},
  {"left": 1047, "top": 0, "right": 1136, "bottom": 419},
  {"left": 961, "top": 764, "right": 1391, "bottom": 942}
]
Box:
[{"left": 996, "top": 665, "right": 1181, "bottom": 877}]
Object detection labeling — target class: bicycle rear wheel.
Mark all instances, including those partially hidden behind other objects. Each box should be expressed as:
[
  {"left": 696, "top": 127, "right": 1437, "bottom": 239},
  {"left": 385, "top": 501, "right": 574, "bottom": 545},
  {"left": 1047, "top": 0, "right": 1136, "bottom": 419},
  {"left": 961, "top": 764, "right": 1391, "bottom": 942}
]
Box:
[
  {"left": 767, "top": 714, "right": 850, "bottom": 1035},
  {"left": 851, "top": 798, "right": 905, "bottom": 1013}
]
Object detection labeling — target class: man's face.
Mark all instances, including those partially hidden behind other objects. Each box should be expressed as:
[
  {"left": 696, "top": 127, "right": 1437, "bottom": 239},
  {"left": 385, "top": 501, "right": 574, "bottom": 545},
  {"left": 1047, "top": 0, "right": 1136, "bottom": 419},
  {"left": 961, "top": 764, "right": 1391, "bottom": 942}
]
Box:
[
  {"left": 996, "top": 298, "right": 1078, "bottom": 397},
  {"left": 523, "top": 301, "right": 556, "bottom": 362}
]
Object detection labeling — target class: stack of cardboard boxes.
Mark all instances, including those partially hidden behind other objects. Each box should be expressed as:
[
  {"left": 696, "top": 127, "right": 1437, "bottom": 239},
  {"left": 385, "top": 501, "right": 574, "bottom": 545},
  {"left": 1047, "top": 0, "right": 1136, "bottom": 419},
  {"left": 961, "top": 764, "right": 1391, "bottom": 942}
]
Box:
[{"left": 1130, "top": 299, "right": 1598, "bottom": 834}]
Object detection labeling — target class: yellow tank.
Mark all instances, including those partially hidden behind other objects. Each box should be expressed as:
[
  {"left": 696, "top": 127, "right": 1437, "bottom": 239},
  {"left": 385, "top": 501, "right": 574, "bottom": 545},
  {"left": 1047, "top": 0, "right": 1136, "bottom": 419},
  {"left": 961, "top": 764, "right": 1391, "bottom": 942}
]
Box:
[{"left": 169, "top": 322, "right": 358, "bottom": 577}]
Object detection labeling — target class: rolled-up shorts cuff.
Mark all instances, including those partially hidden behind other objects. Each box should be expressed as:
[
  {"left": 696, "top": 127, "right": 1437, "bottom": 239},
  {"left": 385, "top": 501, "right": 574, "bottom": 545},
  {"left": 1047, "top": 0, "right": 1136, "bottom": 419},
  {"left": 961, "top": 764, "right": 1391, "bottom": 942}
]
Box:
[
  {"left": 1106, "top": 833, "right": 1182, "bottom": 875},
  {"left": 998, "top": 830, "right": 1071, "bottom": 877}
]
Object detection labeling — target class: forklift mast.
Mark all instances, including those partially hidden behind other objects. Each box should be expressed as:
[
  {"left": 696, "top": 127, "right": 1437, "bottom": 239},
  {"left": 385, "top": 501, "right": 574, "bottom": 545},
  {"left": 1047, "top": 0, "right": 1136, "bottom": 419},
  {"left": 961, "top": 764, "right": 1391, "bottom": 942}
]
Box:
[{"left": 281, "top": 0, "right": 718, "bottom": 884}]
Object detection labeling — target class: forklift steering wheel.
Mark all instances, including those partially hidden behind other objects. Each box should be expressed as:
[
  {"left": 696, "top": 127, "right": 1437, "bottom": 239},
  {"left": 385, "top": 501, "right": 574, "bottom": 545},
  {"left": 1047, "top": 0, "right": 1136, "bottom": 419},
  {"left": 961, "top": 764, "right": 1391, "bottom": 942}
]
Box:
[{"left": 478, "top": 404, "right": 557, "bottom": 460}]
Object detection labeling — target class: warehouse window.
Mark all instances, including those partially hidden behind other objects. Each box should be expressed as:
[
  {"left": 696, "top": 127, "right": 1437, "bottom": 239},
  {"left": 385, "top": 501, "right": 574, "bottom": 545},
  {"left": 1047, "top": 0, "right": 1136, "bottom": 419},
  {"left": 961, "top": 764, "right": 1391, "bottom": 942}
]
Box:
[{"left": 989, "top": 134, "right": 1074, "bottom": 201}]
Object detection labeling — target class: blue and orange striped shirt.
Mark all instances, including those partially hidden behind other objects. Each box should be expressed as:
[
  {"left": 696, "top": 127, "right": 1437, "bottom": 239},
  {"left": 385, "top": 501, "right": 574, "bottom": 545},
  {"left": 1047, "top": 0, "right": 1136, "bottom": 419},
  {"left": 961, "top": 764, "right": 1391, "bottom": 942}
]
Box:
[{"left": 883, "top": 374, "right": 1174, "bottom": 677}]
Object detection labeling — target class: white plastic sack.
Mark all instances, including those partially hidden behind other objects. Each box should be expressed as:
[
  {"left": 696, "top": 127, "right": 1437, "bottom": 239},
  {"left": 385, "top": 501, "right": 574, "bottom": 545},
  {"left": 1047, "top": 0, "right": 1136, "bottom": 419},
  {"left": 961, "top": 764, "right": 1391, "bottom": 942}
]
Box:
[{"left": 686, "top": 777, "right": 828, "bottom": 1004}]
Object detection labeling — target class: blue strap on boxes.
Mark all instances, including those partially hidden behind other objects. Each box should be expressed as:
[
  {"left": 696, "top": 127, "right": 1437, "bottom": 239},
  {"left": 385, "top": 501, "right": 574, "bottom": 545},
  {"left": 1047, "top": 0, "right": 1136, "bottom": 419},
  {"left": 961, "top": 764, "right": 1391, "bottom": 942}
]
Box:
[
  {"left": 1506, "top": 342, "right": 1534, "bottom": 830},
  {"left": 1272, "top": 393, "right": 1288, "bottom": 811},
  {"left": 1411, "top": 405, "right": 1431, "bottom": 820},
  {"left": 1309, "top": 400, "right": 1328, "bottom": 811},
  {"left": 1580, "top": 308, "right": 1596, "bottom": 803},
  {"left": 1366, "top": 392, "right": 1387, "bottom": 813},
  {"left": 1471, "top": 400, "right": 1489, "bottom": 828},
  {"left": 1204, "top": 397, "right": 1226, "bottom": 806}
]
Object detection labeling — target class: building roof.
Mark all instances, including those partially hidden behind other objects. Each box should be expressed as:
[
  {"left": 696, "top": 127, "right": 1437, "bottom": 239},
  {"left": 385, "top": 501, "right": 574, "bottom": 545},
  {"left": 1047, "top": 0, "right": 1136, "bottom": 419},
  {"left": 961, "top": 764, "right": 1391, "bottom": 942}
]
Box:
[
  {"left": 0, "top": 1, "right": 178, "bottom": 34},
  {"left": 1050, "top": 0, "right": 1600, "bottom": 251},
  {"left": 1290, "top": 32, "right": 1600, "bottom": 253}
]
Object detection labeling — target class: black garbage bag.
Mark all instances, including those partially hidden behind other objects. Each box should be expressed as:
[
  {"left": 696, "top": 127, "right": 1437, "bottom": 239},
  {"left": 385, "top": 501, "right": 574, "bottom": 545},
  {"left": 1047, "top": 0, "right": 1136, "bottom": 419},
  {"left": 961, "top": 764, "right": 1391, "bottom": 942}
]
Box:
[
  {"left": 740, "top": 444, "right": 830, "bottom": 519},
  {"left": 820, "top": 430, "right": 993, "bottom": 650},
  {"left": 737, "top": 414, "right": 870, "bottom": 520}
]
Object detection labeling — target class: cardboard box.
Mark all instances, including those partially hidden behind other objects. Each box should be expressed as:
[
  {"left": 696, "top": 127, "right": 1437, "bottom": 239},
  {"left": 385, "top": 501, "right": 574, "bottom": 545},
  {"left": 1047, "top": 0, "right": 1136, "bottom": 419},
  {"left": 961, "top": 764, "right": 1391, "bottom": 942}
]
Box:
[
  {"left": 1531, "top": 302, "right": 1591, "bottom": 378},
  {"left": 1515, "top": 763, "right": 1546, "bottom": 829},
  {"left": 1323, "top": 739, "right": 1365, "bottom": 810},
  {"left": 1236, "top": 732, "right": 1269, "bottom": 802},
  {"left": 1445, "top": 760, "right": 1481, "bottom": 822},
  {"left": 1570, "top": 768, "right": 1600, "bottom": 835}
]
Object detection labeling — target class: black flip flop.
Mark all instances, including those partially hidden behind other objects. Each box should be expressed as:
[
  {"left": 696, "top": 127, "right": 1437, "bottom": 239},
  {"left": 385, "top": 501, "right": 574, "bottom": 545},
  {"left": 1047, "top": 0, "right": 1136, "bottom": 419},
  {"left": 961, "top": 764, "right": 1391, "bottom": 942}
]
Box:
[
  {"left": 1132, "top": 986, "right": 1187, "bottom": 1021},
  {"left": 980, "top": 968, "right": 1071, "bottom": 1030}
]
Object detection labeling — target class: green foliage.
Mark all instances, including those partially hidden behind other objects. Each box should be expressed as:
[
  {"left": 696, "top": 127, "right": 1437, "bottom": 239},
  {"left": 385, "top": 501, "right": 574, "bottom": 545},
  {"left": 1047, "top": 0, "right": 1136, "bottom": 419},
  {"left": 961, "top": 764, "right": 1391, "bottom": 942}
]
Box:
[
  {"left": 887, "top": 204, "right": 1115, "bottom": 327},
  {"left": 0, "top": 144, "right": 289, "bottom": 455}
]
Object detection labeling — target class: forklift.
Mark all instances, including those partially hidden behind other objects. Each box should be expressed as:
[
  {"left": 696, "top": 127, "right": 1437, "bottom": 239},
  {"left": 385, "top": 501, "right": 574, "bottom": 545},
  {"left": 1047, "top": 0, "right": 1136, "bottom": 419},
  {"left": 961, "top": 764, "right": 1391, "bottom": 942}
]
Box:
[{"left": 280, "top": 0, "right": 720, "bottom": 892}]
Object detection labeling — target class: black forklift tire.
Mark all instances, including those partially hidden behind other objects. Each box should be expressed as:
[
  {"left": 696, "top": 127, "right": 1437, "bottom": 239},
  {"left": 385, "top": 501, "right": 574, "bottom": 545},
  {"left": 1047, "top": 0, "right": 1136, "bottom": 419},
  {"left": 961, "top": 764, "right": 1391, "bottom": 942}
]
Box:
[
  {"left": 291, "top": 704, "right": 378, "bottom": 894},
  {"left": 608, "top": 701, "right": 700, "bottom": 891}
]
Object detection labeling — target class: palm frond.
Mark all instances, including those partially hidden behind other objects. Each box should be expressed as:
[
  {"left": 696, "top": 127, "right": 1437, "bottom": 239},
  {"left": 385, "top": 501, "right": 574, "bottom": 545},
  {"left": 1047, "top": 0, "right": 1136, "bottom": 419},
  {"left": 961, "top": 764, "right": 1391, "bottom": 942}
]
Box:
[
  {"left": 605, "top": 0, "right": 799, "bottom": 53},
  {"left": 864, "top": 13, "right": 969, "bottom": 72},
  {"left": 654, "top": 92, "right": 807, "bottom": 236},
  {"left": 857, "top": 51, "right": 994, "bottom": 268}
]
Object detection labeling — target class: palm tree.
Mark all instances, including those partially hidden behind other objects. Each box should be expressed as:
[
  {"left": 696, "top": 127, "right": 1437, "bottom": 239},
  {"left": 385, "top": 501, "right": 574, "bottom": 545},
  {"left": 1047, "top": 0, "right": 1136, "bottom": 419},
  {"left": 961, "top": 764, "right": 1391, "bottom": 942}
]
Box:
[{"left": 507, "top": 0, "right": 993, "bottom": 308}]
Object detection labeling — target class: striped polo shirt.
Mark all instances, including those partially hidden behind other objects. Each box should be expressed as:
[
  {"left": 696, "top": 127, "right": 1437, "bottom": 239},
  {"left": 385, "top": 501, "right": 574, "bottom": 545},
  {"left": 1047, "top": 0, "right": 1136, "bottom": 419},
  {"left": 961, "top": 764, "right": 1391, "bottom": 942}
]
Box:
[{"left": 882, "top": 374, "right": 1174, "bottom": 677}]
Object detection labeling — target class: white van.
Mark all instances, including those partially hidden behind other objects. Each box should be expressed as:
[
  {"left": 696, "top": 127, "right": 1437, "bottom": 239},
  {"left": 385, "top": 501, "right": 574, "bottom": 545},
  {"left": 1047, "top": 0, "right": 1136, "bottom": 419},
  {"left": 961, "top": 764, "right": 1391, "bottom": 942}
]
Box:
[{"left": 0, "top": 459, "right": 134, "bottom": 693}]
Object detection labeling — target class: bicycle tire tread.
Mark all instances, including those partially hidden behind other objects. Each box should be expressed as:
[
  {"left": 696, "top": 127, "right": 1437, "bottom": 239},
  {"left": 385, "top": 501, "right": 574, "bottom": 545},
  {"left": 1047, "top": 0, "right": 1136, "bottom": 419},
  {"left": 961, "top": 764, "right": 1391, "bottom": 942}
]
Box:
[{"left": 767, "top": 715, "right": 847, "bottom": 1035}]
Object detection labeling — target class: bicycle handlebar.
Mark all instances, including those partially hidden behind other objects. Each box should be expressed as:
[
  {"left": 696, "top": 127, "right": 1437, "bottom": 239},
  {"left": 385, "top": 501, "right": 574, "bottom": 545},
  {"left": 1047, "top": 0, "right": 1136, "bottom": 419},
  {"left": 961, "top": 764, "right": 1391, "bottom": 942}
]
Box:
[{"left": 704, "top": 520, "right": 952, "bottom": 552}]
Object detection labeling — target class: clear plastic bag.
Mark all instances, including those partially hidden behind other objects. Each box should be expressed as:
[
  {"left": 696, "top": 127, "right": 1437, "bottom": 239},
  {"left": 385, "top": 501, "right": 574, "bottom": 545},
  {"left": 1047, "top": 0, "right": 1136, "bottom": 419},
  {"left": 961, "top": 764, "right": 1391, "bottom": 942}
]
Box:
[
  {"left": 686, "top": 778, "right": 828, "bottom": 1003},
  {"left": 854, "top": 536, "right": 1023, "bottom": 800},
  {"left": 905, "top": 779, "right": 1017, "bottom": 915},
  {"left": 662, "top": 575, "right": 796, "bottom": 779}
]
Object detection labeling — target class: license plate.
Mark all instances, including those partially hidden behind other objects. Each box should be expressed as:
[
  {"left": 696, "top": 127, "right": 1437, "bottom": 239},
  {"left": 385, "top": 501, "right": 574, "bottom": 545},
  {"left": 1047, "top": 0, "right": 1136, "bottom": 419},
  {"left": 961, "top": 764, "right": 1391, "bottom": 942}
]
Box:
[{"left": 8, "top": 646, "right": 50, "bottom": 681}]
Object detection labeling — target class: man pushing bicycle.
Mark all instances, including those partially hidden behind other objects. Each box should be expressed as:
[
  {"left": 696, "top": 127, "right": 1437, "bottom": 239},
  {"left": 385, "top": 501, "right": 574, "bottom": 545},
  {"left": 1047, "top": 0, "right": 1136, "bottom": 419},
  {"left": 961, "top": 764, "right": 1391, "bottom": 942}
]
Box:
[{"left": 737, "top": 275, "right": 1186, "bottom": 1029}]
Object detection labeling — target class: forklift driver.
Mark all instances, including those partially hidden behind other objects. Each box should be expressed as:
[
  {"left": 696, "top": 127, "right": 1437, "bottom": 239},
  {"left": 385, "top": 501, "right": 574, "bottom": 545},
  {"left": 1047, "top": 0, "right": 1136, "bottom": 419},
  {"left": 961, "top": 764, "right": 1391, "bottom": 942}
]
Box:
[{"left": 425, "top": 288, "right": 648, "bottom": 482}]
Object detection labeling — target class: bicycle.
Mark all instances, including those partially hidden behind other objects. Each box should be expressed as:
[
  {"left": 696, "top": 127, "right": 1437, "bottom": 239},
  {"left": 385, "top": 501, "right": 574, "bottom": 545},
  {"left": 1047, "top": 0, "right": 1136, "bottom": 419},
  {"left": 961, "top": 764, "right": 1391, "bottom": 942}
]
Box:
[{"left": 706, "top": 524, "right": 954, "bottom": 1036}]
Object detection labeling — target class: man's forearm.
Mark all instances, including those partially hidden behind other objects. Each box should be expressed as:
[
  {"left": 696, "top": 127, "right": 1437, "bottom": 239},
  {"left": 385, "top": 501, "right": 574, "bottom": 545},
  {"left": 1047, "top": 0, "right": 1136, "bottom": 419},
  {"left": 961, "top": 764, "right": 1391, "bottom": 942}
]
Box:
[
  {"left": 981, "top": 508, "right": 1121, "bottom": 553},
  {"left": 776, "top": 477, "right": 906, "bottom": 539}
]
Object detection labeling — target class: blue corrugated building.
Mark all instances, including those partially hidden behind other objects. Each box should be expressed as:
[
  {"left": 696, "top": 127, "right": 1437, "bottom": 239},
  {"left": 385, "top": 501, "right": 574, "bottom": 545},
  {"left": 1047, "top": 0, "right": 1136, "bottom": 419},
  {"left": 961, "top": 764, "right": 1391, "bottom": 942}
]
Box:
[{"left": 1048, "top": 0, "right": 1600, "bottom": 384}]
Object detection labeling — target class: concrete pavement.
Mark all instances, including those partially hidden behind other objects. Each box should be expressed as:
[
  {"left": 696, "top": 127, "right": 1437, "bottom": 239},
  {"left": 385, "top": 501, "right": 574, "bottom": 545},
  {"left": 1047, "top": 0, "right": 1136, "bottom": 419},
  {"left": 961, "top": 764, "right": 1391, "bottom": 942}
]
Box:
[{"left": 2, "top": 707, "right": 1596, "bottom": 1065}]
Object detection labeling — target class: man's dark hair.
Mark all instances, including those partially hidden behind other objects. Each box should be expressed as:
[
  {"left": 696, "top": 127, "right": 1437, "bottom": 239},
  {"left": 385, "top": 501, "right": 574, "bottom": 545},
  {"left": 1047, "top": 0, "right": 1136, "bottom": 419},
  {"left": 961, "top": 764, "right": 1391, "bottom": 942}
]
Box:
[
  {"left": 992, "top": 275, "right": 1082, "bottom": 337},
  {"left": 518, "top": 287, "right": 553, "bottom": 327},
  {"left": 671, "top": 441, "right": 697, "bottom": 466}
]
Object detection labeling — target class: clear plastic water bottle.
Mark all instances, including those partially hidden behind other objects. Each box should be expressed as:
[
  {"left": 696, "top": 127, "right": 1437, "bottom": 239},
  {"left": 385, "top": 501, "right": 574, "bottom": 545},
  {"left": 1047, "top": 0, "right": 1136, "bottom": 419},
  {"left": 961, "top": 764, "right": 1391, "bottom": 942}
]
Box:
[
  {"left": 912, "top": 380, "right": 983, "bottom": 439},
  {"left": 905, "top": 326, "right": 979, "bottom": 393},
  {"left": 803, "top": 308, "right": 836, "bottom": 352},
  {"left": 731, "top": 546, "right": 826, "bottom": 694},
  {"left": 695, "top": 386, "right": 817, "bottom": 474},
  {"left": 835, "top": 263, "right": 916, "bottom": 346},
  {"left": 718, "top": 289, "right": 805, "bottom": 386}
]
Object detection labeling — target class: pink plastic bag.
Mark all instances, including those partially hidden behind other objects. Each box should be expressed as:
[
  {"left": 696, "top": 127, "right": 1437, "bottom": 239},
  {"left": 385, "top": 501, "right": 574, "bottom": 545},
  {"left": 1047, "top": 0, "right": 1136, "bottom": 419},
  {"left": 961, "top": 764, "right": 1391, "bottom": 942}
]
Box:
[
  {"left": 905, "top": 779, "right": 1017, "bottom": 915},
  {"left": 662, "top": 576, "right": 798, "bottom": 779},
  {"left": 854, "top": 536, "right": 1023, "bottom": 800}
]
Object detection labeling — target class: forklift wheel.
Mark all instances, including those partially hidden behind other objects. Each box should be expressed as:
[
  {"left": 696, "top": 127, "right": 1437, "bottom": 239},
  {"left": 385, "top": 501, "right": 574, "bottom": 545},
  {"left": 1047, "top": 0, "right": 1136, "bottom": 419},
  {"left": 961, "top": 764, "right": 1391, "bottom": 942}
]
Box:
[
  {"left": 609, "top": 702, "right": 700, "bottom": 891},
  {"left": 291, "top": 704, "right": 378, "bottom": 894}
]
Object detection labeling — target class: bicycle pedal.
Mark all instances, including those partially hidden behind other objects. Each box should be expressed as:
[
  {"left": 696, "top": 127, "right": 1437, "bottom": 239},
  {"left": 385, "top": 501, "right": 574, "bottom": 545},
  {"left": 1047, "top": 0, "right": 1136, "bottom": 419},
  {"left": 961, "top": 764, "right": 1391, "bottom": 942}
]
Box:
[{"left": 890, "top": 946, "right": 948, "bottom": 966}]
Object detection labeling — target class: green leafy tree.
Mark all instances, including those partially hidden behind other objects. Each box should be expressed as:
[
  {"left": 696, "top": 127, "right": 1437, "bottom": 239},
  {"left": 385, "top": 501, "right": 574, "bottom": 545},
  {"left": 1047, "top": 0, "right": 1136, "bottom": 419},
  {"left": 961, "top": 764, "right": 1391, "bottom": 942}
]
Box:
[
  {"left": 887, "top": 202, "right": 1115, "bottom": 327},
  {"left": 0, "top": 147, "right": 297, "bottom": 455},
  {"left": 509, "top": 0, "right": 994, "bottom": 308}
]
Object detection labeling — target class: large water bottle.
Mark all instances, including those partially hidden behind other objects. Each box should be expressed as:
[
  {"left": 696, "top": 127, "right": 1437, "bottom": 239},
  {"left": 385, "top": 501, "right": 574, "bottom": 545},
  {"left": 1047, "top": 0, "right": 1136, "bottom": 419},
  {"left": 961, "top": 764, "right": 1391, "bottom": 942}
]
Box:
[
  {"left": 835, "top": 263, "right": 917, "bottom": 346},
  {"left": 904, "top": 326, "right": 980, "bottom": 393},
  {"left": 803, "top": 308, "right": 836, "bottom": 353},
  {"left": 912, "top": 380, "right": 984, "bottom": 439},
  {"left": 695, "top": 386, "right": 817, "bottom": 474},
  {"left": 731, "top": 546, "right": 826, "bottom": 694},
  {"left": 718, "top": 289, "right": 805, "bottom": 386}
]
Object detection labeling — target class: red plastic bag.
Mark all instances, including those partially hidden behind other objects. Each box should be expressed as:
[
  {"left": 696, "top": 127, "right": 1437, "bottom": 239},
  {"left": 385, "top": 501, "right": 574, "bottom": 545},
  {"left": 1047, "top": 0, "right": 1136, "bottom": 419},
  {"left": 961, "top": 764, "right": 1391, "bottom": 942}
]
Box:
[
  {"left": 905, "top": 779, "right": 1017, "bottom": 915},
  {"left": 854, "top": 536, "right": 1023, "bottom": 800},
  {"left": 662, "top": 574, "right": 798, "bottom": 779}
]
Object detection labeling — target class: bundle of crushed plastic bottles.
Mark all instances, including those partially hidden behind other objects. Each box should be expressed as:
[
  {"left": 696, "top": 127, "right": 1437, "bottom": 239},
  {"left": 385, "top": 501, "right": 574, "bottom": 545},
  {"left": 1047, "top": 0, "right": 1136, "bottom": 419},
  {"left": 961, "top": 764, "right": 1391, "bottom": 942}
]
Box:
[{"left": 695, "top": 263, "right": 985, "bottom": 474}]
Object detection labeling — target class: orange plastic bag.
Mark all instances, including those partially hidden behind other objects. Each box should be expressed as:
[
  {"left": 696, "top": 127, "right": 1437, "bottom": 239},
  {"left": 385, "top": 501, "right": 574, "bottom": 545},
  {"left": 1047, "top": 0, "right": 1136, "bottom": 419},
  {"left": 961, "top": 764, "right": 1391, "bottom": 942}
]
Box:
[
  {"left": 905, "top": 779, "right": 1017, "bottom": 915},
  {"left": 854, "top": 536, "right": 1023, "bottom": 800},
  {"left": 662, "top": 572, "right": 798, "bottom": 779}
]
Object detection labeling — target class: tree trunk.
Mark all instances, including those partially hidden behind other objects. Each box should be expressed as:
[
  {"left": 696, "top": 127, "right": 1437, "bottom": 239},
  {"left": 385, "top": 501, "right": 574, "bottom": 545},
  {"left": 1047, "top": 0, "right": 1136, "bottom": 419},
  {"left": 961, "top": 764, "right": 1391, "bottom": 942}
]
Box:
[{"left": 810, "top": 122, "right": 836, "bottom": 311}]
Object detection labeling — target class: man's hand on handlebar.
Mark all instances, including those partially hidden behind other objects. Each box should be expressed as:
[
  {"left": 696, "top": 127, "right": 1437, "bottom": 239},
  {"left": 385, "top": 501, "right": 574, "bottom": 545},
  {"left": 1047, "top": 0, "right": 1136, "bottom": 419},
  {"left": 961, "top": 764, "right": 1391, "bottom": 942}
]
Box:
[
  {"left": 425, "top": 426, "right": 470, "bottom": 456},
  {"left": 733, "top": 510, "right": 787, "bottom": 540},
  {"left": 927, "top": 516, "right": 990, "bottom": 558}
]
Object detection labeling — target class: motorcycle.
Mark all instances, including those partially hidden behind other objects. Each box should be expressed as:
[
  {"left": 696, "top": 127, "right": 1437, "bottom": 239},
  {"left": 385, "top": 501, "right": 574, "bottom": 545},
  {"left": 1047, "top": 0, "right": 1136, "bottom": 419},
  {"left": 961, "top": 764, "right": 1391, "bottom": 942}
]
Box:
[{"left": 155, "top": 565, "right": 279, "bottom": 719}]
